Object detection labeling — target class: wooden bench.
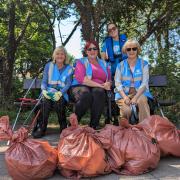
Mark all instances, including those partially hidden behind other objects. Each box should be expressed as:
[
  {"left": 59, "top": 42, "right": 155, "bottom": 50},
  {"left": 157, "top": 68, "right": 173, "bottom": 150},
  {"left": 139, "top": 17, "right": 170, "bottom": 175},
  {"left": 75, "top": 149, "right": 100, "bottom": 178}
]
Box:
[
  {"left": 21, "top": 75, "right": 168, "bottom": 91},
  {"left": 14, "top": 78, "right": 75, "bottom": 112},
  {"left": 106, "top": 75, "right": 176, "bottom": 124},
  {"left": 23, "top": 79, "right": 42, "bottom": 89},
  {"left": 14, "top": 78, "right": 41, "bottom": 107},
  {"left": 14, "top": 75, "right": 176, "bottom": 116},
  {"left": 149, "top": 75, "right": 176, "bottom": 107}
]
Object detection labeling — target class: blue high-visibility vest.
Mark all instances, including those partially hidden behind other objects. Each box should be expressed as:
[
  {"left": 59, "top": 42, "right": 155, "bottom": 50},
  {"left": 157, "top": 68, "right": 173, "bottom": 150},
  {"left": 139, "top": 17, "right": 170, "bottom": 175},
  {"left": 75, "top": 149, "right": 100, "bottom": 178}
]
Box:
[
  {"left": 47, "top": 62, "right": 73, "bottom": 101},
  {"left": 115, "top": 58, "right": 153, "bottom": 100},
  {"left": 105, "top": 34, "right": 127, "bottom": 77},
  {"left": 105, "top": 34, "right": 127, "bottom": 63}
]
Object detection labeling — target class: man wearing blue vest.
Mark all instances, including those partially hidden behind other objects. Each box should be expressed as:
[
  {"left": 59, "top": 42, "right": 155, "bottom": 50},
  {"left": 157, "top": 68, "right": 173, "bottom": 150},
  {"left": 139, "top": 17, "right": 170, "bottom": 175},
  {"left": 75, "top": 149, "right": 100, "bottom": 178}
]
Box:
[{"left": 101, "top": 23, "right": 127, "bottom": 79}]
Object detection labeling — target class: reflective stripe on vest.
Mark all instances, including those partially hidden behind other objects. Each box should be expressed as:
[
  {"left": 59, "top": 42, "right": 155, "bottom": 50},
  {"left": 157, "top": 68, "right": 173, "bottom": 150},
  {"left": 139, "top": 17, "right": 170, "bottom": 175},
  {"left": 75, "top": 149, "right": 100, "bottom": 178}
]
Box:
[
  {"left": 115, "top": 58, "right": 152, "bottom": 99},
  {"left": 47, "top": 62, "right": 73, "bottom": 101},
  {"left": 48, "top": 62, "right": 72, "bottom": 89}
]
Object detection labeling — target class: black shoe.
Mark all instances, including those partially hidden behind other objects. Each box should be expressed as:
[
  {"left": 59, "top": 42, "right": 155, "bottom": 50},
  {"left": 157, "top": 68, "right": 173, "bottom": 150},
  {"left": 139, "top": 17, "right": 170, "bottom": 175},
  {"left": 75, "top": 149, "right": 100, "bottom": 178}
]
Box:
[
  {"left": 59, "top": 125, "right": 67, "bottom": 134},
  {"left": 93, "top": 126, "right": 101, "bottom": 130},
  {"left": 32, "top": 128, "right": 45, "bottom": 138},
  {"left": 105, "top": 118, "right": 111, "bottom": 124},
  {"left": 113, "top": 118, "right": 119, "bottom": 126}
]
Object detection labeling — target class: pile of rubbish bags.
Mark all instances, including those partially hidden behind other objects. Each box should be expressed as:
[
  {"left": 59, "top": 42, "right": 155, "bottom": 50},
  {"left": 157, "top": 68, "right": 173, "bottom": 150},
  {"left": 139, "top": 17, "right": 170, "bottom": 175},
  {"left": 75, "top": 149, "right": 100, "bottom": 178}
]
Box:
[
  {"left": 95, "top": 124, "right": 160, "bottom": 175},
  {"left": 0, "top": 114, "right": 179, "bottom": 179}
]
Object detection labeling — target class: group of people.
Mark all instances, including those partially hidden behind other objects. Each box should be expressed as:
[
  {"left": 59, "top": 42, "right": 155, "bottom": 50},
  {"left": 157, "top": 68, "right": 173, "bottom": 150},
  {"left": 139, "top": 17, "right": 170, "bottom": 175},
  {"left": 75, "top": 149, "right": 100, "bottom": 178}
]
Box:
[{"left": 32, "top": 23, "right": 153, "bottom": 138}]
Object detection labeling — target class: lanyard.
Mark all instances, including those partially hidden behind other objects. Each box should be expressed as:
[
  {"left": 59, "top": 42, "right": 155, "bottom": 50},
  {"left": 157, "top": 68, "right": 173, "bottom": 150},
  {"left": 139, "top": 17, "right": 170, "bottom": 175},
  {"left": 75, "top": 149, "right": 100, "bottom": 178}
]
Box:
[{"left": 128, "top": 62, "right": 135, "bottom": 84}]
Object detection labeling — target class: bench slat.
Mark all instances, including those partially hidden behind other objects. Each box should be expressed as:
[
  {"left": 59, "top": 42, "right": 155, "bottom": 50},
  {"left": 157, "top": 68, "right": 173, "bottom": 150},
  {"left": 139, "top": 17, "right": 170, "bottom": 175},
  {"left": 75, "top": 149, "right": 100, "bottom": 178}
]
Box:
[
  {"left": 23, "top": 75, "right": 168, "bottom": 89},
  {"left": 149, "top": 75, "right": 167, "bottom": 87},
  {"left": 17, "top": 75, "right": 174, "bottom": 109},
  {"left": 23, "top": 79, "right": 41, "bottom": 89}
]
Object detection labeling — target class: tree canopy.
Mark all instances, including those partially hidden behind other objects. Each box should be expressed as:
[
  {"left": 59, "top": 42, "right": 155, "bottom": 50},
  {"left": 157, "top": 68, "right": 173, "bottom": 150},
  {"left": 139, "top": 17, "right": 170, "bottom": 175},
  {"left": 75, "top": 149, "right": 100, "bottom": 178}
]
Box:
[{"left": 0, "top": 0, "right": 179, "bottom": 121}]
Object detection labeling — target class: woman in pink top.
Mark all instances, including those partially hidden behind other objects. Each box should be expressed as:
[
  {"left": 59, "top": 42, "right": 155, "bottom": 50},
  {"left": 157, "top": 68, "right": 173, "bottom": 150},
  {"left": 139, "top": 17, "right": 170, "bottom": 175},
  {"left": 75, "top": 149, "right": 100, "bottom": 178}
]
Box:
[{"left": 70, "top": 41, "right": 111, "bottom": 129}]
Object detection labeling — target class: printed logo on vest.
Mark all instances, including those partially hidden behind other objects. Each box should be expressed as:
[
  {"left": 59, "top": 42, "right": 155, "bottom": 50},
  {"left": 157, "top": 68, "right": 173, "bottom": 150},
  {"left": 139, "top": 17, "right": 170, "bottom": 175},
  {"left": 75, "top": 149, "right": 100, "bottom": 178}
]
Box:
[{"left": 135, "top": 69, "right": 142, "bottom": 75}]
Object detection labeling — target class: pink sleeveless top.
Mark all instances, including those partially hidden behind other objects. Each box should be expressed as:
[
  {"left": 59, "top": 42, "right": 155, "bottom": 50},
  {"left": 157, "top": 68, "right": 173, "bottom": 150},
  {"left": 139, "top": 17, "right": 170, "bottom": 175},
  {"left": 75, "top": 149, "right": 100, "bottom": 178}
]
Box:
[{"left": 74, "top": 61, "right": 111, "bottom": 84}]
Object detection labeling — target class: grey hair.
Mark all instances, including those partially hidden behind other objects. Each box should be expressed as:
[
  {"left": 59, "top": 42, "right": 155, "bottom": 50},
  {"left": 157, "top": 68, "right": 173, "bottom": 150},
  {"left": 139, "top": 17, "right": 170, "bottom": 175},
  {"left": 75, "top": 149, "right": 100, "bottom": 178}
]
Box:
[{"left": 122, "top": 39, "right": 141, "bottom": 55}]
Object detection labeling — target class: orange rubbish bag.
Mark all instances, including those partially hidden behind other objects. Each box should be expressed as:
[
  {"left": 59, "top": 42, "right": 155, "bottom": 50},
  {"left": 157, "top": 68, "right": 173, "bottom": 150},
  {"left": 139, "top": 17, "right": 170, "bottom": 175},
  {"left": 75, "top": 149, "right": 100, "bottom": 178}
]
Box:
[
  {"left": 96, "top": 124, "right": 160, "bottom": 175},
  {"left": 0, "top": 116, "right": 13, "bottom": 141},
  {"left": 94, "top": 124, "right": 125, "bottom": 170},
  {"left": 138, "top": 115, "right": 180, "bottom": 157},
  {"left": 94, "top": 124, "right": 119, "bottom": 149},
  {"left": 58, "top": 113, "right": 111, "bottom": 178},
  {"left": 119, "top": 127, "right": 160, "bottom": 175},
  {"left": 0, "top": 116, "right": 58, "bottom": 180}
]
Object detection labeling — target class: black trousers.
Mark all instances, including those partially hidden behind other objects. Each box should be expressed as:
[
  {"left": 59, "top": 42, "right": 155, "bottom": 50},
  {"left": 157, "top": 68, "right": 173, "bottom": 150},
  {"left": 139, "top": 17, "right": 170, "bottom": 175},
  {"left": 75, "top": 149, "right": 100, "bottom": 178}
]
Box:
[
  {"left": 69, "top": 86, "right": 106, "bottom": 129},
  {"left": 34, "top": 97, "right": 67, "bottom": 133}
]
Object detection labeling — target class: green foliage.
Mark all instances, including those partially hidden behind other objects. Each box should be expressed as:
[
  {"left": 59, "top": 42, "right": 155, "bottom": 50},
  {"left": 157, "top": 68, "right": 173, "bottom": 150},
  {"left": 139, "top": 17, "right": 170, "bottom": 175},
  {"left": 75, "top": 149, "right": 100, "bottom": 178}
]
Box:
[
  {"left": 0, "top": 0, "right": 179, "bottom": 125},
  {"left": 11, "top": 78, "right": 24, "bottom": 100},
  {"left": 67, "top": 52, "right": 75, "bottom": 65},
  {"left": 13, "top": 2, "right": 54, "bottom": 78},
  {"left": 146, "top": 36, "right": 180, "bottom": 123},
  {"left": 0, "top": 107, "right": 106, "bottom": 128}
]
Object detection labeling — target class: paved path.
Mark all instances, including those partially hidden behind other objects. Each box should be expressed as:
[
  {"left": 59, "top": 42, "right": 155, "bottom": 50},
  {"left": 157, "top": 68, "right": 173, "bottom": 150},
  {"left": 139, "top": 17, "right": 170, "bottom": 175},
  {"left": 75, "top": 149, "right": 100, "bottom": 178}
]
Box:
[{"left": 0, "top": 127, "right": 180, "bottom": 180}]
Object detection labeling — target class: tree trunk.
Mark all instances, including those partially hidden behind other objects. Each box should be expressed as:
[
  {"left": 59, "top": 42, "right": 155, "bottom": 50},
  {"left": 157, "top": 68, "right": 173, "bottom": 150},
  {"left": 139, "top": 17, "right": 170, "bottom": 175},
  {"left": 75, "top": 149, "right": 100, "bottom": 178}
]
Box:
[
  {"left": 0, "top": 56, "right": 4, "bottom": 105},
  {"left": 2, "top": 1, "right": 31, "bottom": 107},
  {"left": 73, "top": 0, "right": 95, "bottom": 41},
  {"left": 50, "top": 25, "right": 56, "bottom": 49},
  {"left": 3, "top": 1, "right": 16, "bottom": 101},
  {"left": 73, "top": 0, "right": 104, "bottom": 42}
]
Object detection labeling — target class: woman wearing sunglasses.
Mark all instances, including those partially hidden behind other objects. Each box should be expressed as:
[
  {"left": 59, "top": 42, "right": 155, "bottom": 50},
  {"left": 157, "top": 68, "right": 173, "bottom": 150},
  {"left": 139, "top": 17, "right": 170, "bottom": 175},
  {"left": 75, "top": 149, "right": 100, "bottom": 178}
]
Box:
[
  {"left": 70, "top": 41, "right": 111, "bottom": 129},
  {"left": 101, "top": 23, "right": 127, "bottom": 78},
  {"left": 114, "top": 39, "right": 153, "bottom": 123}
]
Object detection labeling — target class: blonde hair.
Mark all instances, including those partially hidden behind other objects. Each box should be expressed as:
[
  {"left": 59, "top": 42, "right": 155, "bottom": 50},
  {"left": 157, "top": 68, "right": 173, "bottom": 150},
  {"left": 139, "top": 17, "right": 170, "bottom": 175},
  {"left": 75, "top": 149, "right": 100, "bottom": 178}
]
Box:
[
  {"left": 122, "top": 39, "right": 141, "bottom": 55},
  {"left": 52, "top": 46, "right": 69, "bottom": 64}
]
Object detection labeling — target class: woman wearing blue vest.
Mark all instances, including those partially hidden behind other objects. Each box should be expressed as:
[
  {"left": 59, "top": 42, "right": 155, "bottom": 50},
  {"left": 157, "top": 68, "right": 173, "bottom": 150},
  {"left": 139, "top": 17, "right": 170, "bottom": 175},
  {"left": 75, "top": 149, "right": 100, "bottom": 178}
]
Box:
[
  {"left": 70, "top": 41, "right": 111, "bottom": 130},
  {"left": 115, "top": 39, "right": 153, "bottom": 123},
  {"left": 101, "top": 23, "right": 127, "bottom": 125},
  {"left": 101, "top": 22, "right": 127, "bottom": 78},
  {"left": 32, "top": 46, "right": 73, "bottom": 138}
]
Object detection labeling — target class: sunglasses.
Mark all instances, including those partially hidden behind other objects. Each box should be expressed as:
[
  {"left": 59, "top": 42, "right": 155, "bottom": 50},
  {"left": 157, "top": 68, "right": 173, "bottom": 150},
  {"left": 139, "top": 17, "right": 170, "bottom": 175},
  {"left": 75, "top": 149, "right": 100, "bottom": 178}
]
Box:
[
  {"left": 108, "top": 26, "right": 117, "bottom": 33},
  {"left": 126, "top": 47, "right": 138, "bottom": 52},
  {"left": 87, "top": 47, "right": 98, "bottom": 51}
]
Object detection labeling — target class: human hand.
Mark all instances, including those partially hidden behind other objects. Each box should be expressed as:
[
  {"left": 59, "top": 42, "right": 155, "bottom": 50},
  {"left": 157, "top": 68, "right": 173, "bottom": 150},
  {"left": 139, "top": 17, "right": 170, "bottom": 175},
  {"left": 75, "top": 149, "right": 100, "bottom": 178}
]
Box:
[
  {"left": 42, "top": 90, "right": 51, "bottom": 99},
  {"left": 130, "top": 96, "right": 138, "bottom": 105},
  {"left": 52, "top": 91, "right": 62, "bottom": 101},
  {"left": 124, "top": 96, "right": 130, "bottom": 105},
  {"left": 103, "top": 81, "right": 111, "bottom": 90}
]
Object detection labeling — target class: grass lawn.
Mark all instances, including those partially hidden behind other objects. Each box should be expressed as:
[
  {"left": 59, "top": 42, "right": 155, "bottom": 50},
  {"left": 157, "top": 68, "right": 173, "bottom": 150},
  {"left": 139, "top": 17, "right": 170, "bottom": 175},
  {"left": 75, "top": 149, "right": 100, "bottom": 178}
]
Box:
[
  {"left": 0, "top": 103, "right": 179, "bottom": 129},
  {"left": 0, "top": 106, "right": 107, "bottom": 129}
]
